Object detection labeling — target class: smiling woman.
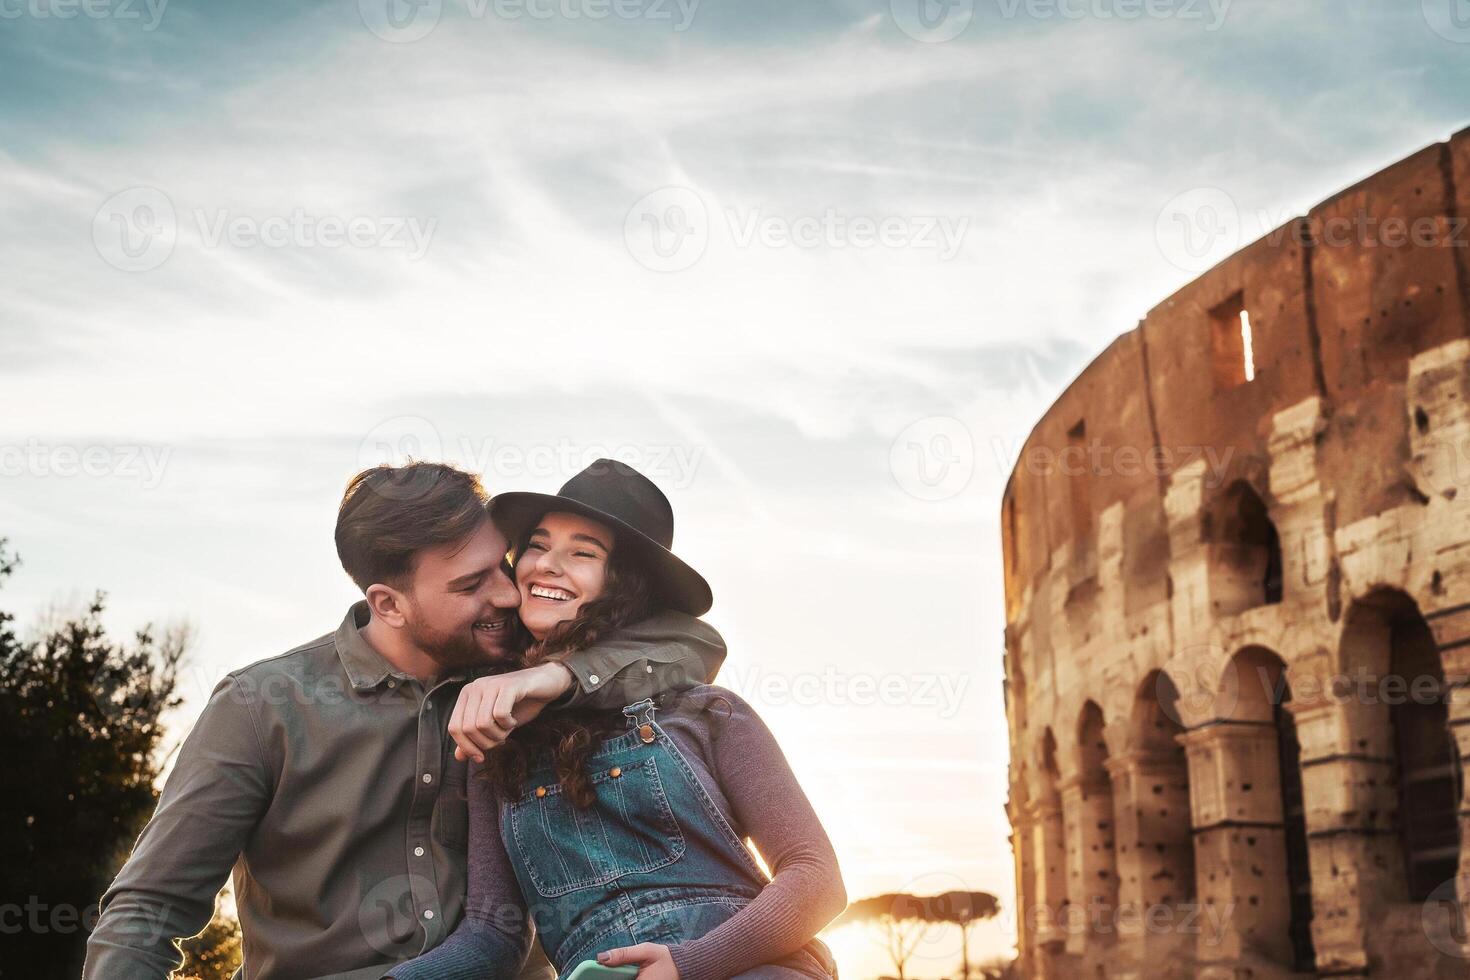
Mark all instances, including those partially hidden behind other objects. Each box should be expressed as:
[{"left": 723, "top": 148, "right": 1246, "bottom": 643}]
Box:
[{"left": 516, "top": 511, "right": 618, "bottom": 639}]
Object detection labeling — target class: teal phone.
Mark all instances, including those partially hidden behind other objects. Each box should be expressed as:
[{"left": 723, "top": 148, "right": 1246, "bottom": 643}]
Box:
[{"left": 564, "top": 962, "right": 639, "bottom": 980}]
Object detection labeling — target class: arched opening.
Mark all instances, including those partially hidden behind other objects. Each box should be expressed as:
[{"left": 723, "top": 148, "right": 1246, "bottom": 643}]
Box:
[
  {"left": 1221, "top": 647, "right": 1315, "bottom": 970},
  {"left": 1206, "top": 480, "right": 1283, "bottom": 617},
  {"left": 1079, "top": 700, "right": 1110, "bottom": 773},
  {"left": 1125, "top": 672, "right": 1196, "bottom": 907},
  {"left": 1385, "top": 600, "right": 1460, "bottom": 900},
  {"left": 1339, "top": 588, "right": 1463, "bottom": 960},
  {"left": 1043, "top": 725, "right": 1060, "bottom": 782},
  {"left": 1070, "top": 701, "right": 1118, "bottom": 949},
  {"left": 1034, "top": 727, "right": 1069, "bottom": 952},
  {"left": 1275, "top": 687, "right": 1315, "bottom": 971}
]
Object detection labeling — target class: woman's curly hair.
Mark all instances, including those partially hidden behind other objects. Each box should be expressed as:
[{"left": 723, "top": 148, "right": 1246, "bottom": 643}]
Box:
[{"left": 477, "top": 527, "right": 659, "bottom": 808}]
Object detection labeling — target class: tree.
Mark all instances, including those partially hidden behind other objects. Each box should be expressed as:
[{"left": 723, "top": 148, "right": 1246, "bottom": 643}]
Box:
[
  {"left": 834, "top": 888, "right": 1003, "bottom": 980},
  {"left": 926, "top": 890, "right": 1001, "bottom": 980},
  {"left": 0, "top": 538, "right": 188, "bottom": 977},
  {"left": 833, "top": 892, "right": 931, "bottom": 980}
]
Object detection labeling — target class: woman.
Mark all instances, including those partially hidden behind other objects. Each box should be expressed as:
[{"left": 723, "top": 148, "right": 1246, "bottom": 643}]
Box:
[{"left": 386, "top": 459, "right": 846, "bottom": 980}]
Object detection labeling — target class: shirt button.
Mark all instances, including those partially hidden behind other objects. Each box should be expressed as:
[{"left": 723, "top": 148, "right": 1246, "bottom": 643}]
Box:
[
  {"left": 414, "top": 845, "right": 425, "bottom": 857},
  {"left": 422, "top": 773, "right": 433, "bottom": 784},
  {"left": 424, "top": 910, "right": 434, "bottom": 920},
  {"left": 588, "top": 674, "right": 600, "bottom": 685},
  {"left": 387, "top": 679, "right": 397, "bottom": 688}
]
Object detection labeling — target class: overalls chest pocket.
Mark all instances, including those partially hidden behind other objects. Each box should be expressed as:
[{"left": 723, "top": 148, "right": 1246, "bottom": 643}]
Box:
[{"left": 507, "top": 754, "right": 687, "bottom": 898}]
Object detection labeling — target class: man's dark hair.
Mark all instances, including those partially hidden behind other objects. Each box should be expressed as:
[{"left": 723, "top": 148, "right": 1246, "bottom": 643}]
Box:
[{"left": 335, "top": 462, "right": 491, "bottom": 592}]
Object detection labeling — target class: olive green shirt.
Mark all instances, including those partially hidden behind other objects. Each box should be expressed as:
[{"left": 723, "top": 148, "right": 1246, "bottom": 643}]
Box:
[{"left": 82, "top": 602, "right": 725, "bottom": 980}]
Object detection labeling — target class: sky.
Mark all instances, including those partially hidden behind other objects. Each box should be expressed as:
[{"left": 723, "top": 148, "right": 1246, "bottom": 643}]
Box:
[{"left": 3, "top": 0, "right": 1470, "bottom": 975}]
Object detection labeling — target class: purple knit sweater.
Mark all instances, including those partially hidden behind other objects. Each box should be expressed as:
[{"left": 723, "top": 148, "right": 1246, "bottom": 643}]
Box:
[{"left": 385, "top": 685, "right": 847, "bottom": 980}]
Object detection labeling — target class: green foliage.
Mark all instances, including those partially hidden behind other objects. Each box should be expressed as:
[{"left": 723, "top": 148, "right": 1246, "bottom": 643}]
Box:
[{"left": 0, "top": 538, "right": 187, "bottom": 977}]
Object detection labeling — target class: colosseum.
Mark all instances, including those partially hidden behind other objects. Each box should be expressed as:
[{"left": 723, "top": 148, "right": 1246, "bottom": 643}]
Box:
[{"left": 1002, "top": 128, "right": 1470, "bottom": 979}]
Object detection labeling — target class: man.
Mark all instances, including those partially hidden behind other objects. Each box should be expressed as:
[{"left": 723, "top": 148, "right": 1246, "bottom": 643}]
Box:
[{"left": 83, "top": 462, "right": 725, "bottom": 980}]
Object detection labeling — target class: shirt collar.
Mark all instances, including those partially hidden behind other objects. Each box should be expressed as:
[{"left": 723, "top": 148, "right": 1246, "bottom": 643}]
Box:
[
  {"left": 336, "top": 601, "right": 398, "bottom": 691},
  {"left": 335, "top": 600, "right": 498, "bottom": 691}
]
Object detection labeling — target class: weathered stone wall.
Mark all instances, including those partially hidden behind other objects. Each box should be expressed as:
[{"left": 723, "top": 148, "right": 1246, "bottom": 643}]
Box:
[{"left": 1002, "top": 127, "right": 1470, "bottom": 979}]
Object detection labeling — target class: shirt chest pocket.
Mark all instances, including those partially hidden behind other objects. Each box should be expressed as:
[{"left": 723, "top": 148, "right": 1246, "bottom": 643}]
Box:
[
  {"left": 507, "top": 755, "right": 686, "bottom": 898},
  {"left": 435, "top": 760, "right": 470, "bottom": 849}
]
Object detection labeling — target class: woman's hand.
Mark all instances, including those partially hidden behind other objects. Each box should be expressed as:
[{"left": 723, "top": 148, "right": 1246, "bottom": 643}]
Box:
[
  {"left": 596, "top": 942, "right": 679, "bottom": 980},
  {"left": 448, "top": 662, "right": 575, "bottom": 762}
]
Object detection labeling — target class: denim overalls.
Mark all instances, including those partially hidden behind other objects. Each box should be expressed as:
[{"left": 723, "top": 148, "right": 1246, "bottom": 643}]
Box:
[{"left": 500, "top": 697, "right": 836, "bottom": 980}]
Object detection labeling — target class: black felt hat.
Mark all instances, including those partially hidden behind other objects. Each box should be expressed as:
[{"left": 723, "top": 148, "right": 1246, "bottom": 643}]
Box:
[{"left": 489, "top": 458, "right": 712, "bottom": 616}]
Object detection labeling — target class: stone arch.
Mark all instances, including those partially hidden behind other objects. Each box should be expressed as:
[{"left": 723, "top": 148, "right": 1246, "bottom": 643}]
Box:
[
  {"left": 1106, "top": 670, "right": 1197, "bottom": 971},
  {"left": 1064, "top": 700, "right": 1119, "bottom": 956},
  {"left": 1204, "top": 480, "right": 1283, "bottom": 617},
  {"left": 1079, "top": 700, "right": 1111, "bottom": 772},
  {"left": 1189, "top": 646, "right": 1316, "bottom": 970},
  {"left": 1344, "top": 590, "right": 1462, "bottom": 897},
  {"left": 1335, "top": 587, "right": 1464, "bottom": 966},
  {"left": 1042, "top": 726, "right": 1061, "bottom": 788},
  {"left": 1032, "top": 726, "right": 1069, "bottom": 953}
]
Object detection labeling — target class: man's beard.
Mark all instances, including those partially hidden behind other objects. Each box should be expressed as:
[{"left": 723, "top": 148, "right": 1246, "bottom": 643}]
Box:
[
  {"left": 402, "top": 597, "right": 533, "bottom": 671},
  {"left": 402, "top": 601, "right": 495, "bottom": 669},
  {"left": 408, "top": 620, "right": 485, "bottom": 669}
]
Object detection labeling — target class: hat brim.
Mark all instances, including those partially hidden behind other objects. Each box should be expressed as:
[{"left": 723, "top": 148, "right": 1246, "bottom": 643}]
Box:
[{"left": 489, "top": 491, "right": 713, "bottom": 617}]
